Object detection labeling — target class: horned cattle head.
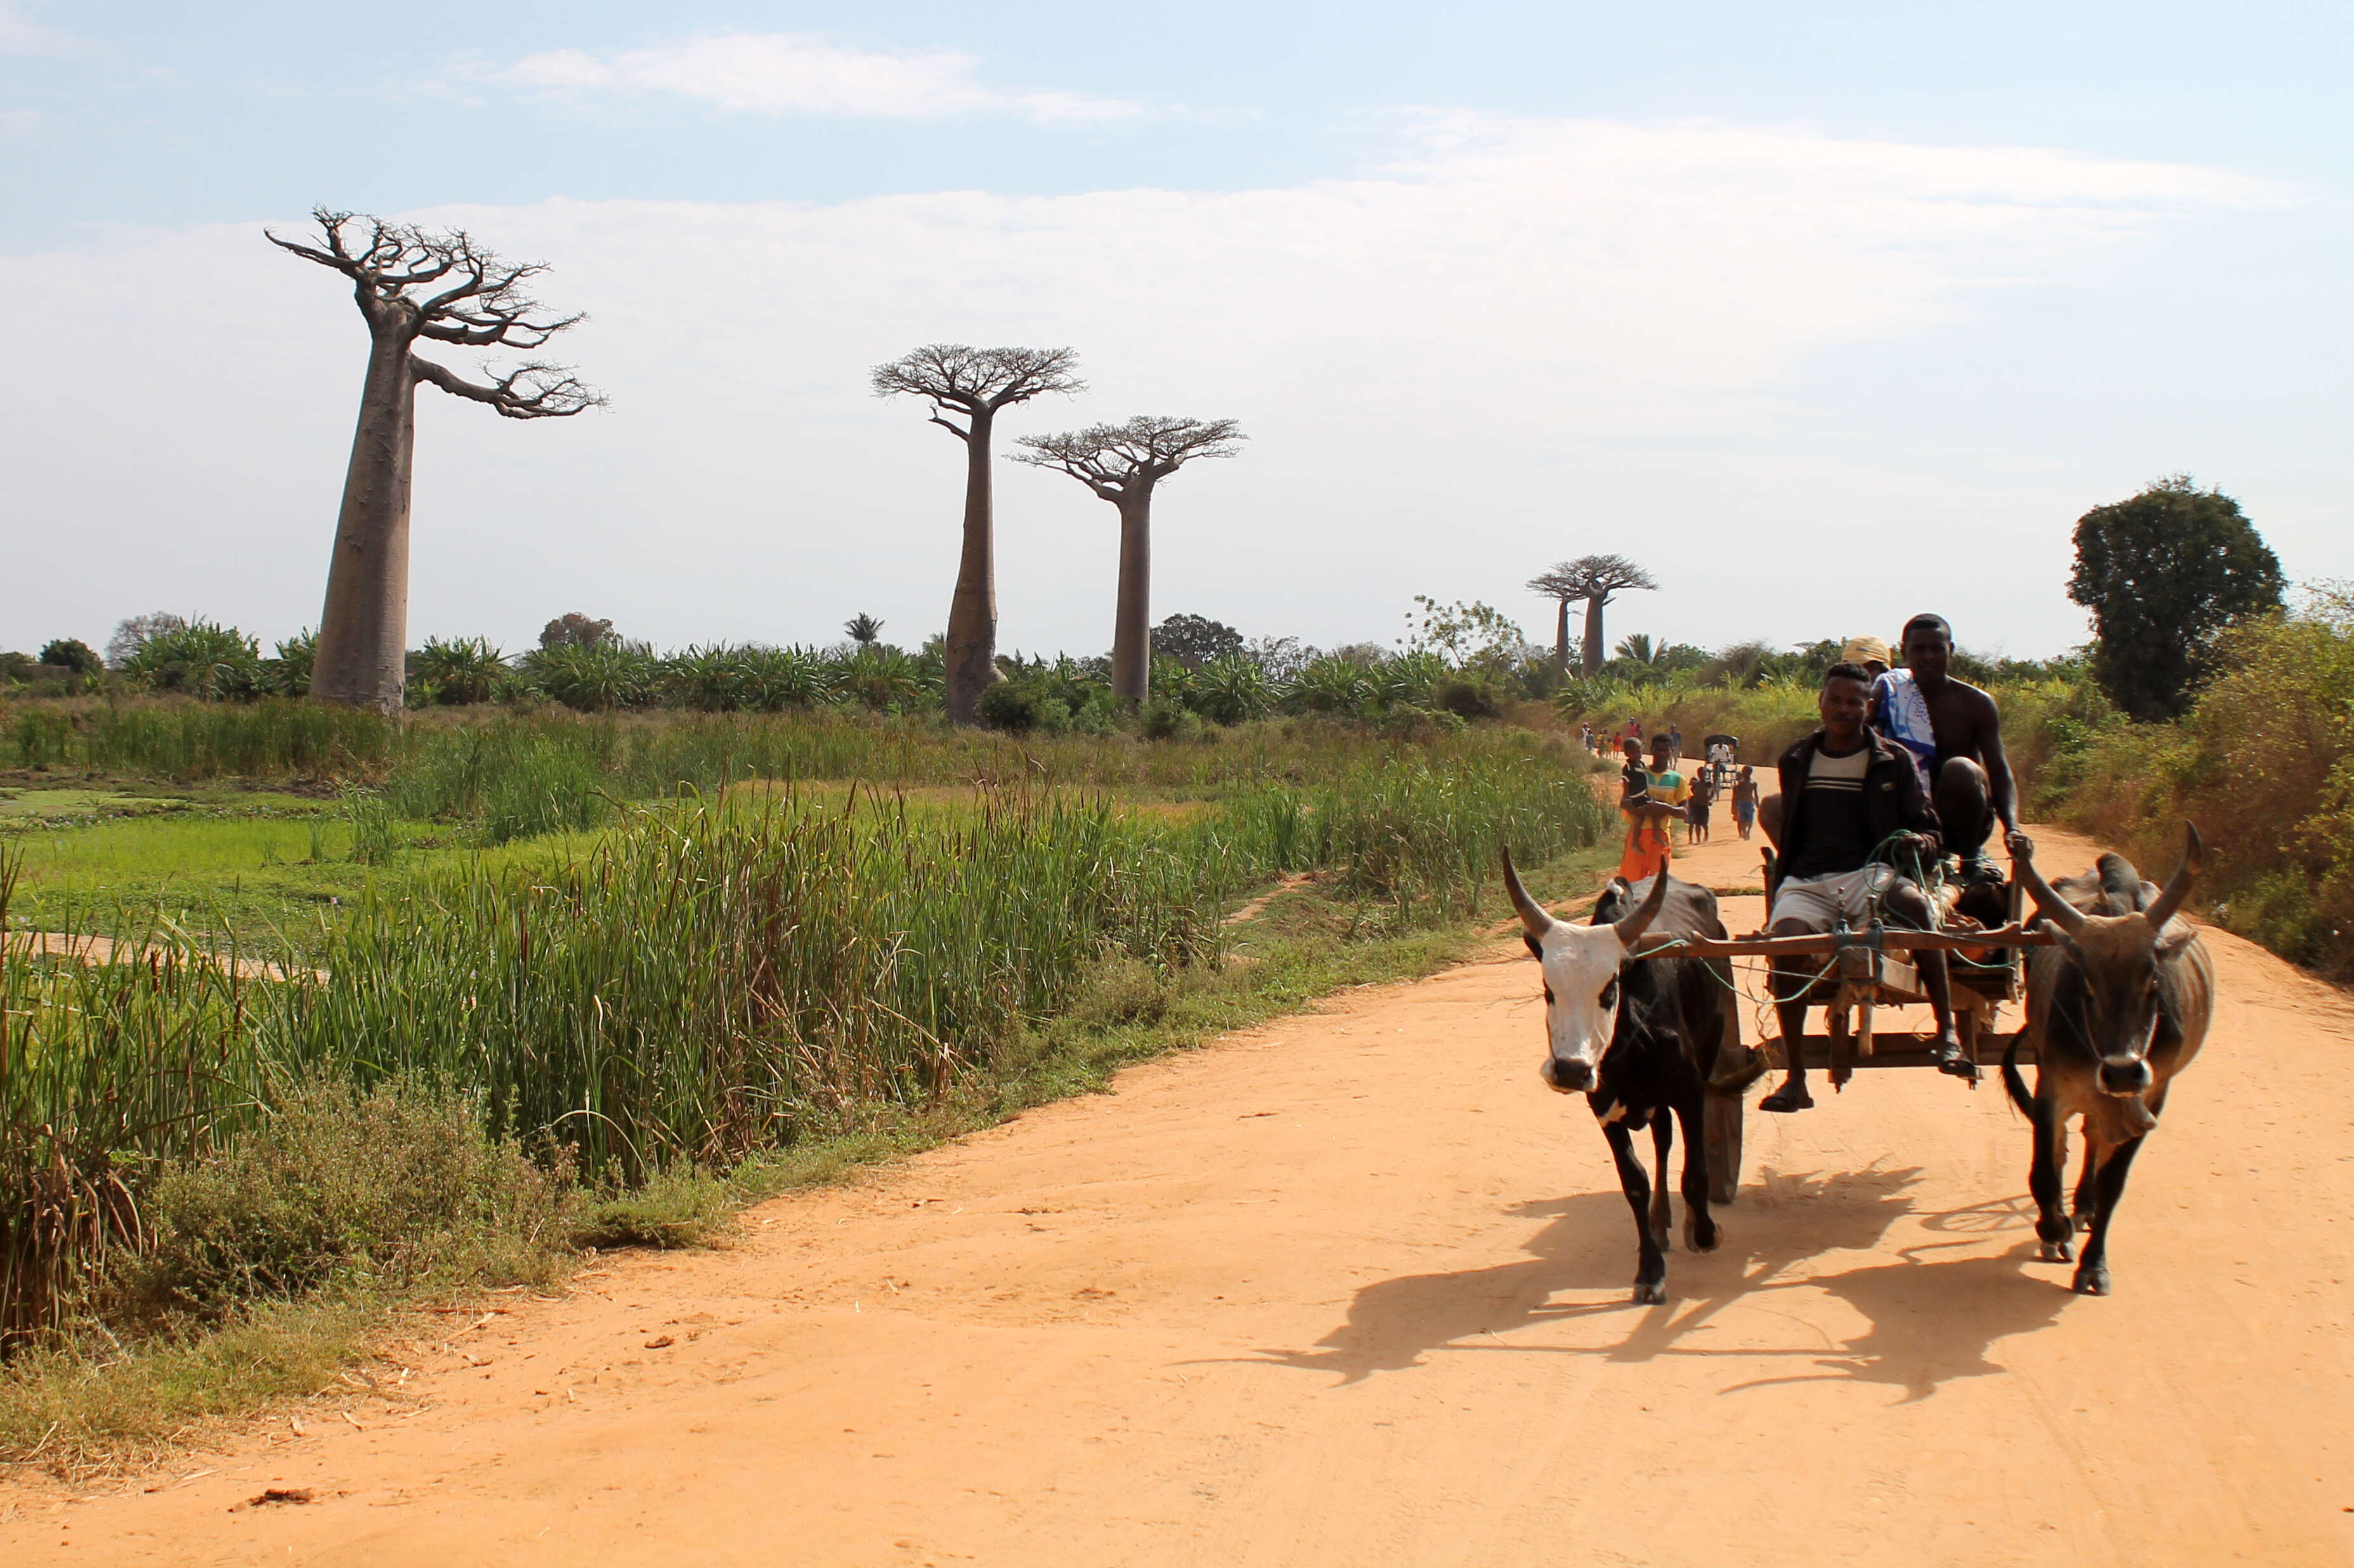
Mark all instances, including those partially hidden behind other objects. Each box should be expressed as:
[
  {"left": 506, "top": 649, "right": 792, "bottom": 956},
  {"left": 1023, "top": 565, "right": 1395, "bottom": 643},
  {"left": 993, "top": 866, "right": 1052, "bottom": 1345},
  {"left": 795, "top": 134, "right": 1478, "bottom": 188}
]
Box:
[
  {"left": 2016, "top": 825, "right": 2202, "bottom": 1099},
  {"left": 1503, "top": 847, "right": 1670, "bottom": 1095}
]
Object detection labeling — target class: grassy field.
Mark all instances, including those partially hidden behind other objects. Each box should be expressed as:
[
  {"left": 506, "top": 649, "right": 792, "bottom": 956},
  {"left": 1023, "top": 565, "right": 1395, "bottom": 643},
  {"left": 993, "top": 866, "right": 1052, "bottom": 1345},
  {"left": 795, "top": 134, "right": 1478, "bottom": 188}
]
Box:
[{"left": 0, "top": 711, "right": 1614, "bottom": 1471}]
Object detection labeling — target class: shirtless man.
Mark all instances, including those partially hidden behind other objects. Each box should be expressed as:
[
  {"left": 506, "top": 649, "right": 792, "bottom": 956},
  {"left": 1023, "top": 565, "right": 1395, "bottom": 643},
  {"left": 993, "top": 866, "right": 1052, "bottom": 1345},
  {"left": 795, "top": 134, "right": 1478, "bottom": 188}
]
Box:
[{"left": 1871, "top": 613, "right": 2033, "bottom": 881}]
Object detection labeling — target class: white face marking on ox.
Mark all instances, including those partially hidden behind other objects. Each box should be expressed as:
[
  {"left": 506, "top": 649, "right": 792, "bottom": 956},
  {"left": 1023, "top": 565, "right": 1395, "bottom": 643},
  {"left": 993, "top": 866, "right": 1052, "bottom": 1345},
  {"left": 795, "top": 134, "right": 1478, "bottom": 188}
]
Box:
[
  {"left": 1501, "top": 857, "right": 1666, "bottom": 1098},
  {"left": 1530, "top": 920, "right": 1636, "bottom": 1095}
]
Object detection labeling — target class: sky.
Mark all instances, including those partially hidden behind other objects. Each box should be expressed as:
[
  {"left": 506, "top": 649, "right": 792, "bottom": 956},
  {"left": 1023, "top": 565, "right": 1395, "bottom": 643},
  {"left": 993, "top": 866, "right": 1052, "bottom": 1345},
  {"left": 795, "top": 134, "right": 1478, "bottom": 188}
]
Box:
[{"left": 3, "top": 1, "right": 2347, "bottom": 663}]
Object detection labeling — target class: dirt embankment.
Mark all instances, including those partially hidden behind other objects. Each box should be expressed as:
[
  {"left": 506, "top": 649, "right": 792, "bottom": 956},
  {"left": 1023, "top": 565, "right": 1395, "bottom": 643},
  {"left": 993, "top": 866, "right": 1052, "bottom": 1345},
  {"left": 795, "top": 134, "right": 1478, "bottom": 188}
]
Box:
[{"left": 6, "top": 825, "right": 2351, "bottom": 1566}]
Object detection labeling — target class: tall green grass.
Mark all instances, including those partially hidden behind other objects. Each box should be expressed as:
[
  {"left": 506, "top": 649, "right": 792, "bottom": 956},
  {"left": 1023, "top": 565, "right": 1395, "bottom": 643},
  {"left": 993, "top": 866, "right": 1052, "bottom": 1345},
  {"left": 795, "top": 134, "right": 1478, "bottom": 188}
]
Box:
[
  {"left": 6, "top": 700, "right": 395, "bottom": 779},
  {"left": 1, "top": 749, "right": 1607, "bottom": 1343}
]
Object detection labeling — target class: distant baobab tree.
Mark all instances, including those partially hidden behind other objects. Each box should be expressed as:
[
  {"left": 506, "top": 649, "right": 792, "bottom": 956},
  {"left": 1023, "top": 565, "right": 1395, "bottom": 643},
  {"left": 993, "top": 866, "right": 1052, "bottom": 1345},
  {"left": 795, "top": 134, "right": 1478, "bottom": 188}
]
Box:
[
  {"left": 871, "top": 344, "right": 1084, "bottom": 726},
  {"left": 1528, "top": 555, "right": 1659, "bottom": 676},
  {"left": 1015, "top": 416, "right": 1246, "bottom": 705},
  {"left": 270, "top": 208, "right": 602, "bottom": 713}
]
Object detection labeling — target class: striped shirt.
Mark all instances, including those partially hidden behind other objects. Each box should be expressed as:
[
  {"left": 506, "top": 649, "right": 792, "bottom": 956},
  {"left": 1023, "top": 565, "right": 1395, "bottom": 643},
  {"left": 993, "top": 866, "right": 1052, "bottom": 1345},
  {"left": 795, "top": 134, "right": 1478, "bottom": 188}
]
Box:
[{"left": 1783, "top": 741, "right": 1875, "bottom": 879}]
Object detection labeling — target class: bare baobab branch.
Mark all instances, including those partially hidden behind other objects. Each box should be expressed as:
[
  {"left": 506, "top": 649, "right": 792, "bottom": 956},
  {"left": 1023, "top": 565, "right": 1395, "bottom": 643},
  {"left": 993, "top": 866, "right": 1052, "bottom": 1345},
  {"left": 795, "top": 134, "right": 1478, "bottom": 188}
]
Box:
[
  {"left": 409, "top": 356, "right": 606, "bottom": 419},
  {"left": 1013, "top": 415, "right": 1247, "bottom": 705},
  {"left": 870, "top": 343, "right": 1087, "bottom": 725},
  {"left": 270, "top": 206, "right": 600, "bottom": 712}
]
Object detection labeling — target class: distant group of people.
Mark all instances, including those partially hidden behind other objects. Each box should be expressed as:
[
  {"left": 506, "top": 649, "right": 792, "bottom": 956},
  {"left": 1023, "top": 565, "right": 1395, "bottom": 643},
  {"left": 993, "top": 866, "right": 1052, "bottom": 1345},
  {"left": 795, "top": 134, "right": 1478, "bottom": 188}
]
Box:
[
  {"left": 1614, "top": 734, "right": 1758, "bottom": 875},
  {"left": 1606, "top": 613, "right": 2029, "bottom": 1109}
]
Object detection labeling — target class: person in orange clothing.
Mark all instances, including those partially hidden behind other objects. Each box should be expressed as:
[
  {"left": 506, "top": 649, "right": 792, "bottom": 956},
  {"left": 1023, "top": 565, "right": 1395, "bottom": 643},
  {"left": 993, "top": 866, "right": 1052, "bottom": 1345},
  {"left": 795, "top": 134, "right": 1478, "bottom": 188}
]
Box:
[{"left": 1616, "top": 733, "right": 1688, "bottom": 882}]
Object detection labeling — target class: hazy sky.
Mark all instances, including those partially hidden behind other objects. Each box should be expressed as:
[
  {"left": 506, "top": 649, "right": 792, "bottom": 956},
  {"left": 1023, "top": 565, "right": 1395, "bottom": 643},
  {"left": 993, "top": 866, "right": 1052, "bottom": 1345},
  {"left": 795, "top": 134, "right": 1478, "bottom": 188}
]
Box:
[{"left": 4, "top": 2, "right": 2346, "bottom": 662}]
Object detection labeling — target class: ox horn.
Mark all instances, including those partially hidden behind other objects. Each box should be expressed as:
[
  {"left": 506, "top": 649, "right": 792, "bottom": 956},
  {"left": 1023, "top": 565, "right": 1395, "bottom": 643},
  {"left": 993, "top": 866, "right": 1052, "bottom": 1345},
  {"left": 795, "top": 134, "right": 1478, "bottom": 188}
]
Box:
[
  {"left": 1500, "top": 846, "right": 1555, "bottom": 940},
  {"left": 2143, "top": 822, "right": 2204, "bottom": 932},
  {"left": 2013, "top": 841, "right": 2087, "bottom": 935},
  {"left": 1613, "top": 869, "right": 1672, "bottom": 948}
]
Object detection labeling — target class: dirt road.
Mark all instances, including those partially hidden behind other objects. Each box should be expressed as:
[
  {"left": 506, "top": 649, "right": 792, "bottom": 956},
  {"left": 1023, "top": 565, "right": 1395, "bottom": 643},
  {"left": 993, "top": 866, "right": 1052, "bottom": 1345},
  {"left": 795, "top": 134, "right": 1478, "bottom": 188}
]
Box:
[{"left": 8, "top": 824, "right": 2353, "bottom": 1565}]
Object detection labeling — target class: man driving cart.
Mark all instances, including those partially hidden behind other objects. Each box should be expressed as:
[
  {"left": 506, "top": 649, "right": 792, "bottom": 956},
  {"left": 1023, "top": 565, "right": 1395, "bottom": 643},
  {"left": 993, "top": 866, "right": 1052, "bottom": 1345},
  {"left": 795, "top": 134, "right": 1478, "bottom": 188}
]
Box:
[{"left": 1758, "top": 659, "right": 1972, "bottom": 1112}]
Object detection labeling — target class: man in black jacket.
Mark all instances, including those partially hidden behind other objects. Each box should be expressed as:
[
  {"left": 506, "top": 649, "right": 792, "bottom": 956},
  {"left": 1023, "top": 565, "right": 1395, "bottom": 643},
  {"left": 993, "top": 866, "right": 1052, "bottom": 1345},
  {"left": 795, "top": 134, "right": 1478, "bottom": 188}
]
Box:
[{"left": 1759, "top": 660, "right": 1968, "bottom": 1113}]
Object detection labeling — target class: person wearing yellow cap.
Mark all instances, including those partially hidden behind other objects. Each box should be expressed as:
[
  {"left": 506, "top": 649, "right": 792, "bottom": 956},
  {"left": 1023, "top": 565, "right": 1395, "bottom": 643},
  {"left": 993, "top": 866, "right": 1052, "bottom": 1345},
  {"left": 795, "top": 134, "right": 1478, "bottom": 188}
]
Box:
[{"left": 1840, "top": 635, "right": 1892, "bottom": 677}]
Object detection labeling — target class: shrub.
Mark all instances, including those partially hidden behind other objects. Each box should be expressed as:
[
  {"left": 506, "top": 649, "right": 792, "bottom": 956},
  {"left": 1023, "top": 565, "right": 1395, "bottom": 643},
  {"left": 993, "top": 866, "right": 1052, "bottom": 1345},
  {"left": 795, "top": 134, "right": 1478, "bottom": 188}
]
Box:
[
  {"left": 119, "top": 620, "right": 261, "bottom": 700},
  {"left": 38, "top": 639, "right": 101, "bottom": 676},
  {"left": 979, "top": 678, "right": 1046, "bottom": 732},
  {"left": 1431, "top": 673, "right": 1503, "bottom": 720},
  {"left": 126, "top": 1073, "right": 575, "bottom": 1322},
  {"left": 410, "top": 636, "right": 507, "bottom": 706}
]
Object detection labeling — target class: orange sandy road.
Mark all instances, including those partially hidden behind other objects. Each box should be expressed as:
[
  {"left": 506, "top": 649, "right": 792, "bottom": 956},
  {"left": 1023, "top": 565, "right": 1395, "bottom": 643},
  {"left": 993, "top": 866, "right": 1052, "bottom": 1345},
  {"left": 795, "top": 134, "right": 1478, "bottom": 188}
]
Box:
[{"left": 6, "top": 825, "right": 2353, "bottom": 1566}]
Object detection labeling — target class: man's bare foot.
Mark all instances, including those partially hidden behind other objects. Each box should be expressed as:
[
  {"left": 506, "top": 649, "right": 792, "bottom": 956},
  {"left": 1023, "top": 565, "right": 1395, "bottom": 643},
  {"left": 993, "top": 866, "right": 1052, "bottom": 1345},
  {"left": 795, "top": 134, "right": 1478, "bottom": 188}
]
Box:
[{"left": 1930, "top": 1031, "right": 1978, "bottom": 1079}]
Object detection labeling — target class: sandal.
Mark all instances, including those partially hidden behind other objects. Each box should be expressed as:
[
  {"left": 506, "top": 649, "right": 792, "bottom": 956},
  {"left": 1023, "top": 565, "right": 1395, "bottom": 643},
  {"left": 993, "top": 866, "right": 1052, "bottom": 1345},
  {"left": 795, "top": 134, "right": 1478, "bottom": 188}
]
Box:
[{"left": 1758, "top": 1084, "right": 1815, "bottom": 1113}]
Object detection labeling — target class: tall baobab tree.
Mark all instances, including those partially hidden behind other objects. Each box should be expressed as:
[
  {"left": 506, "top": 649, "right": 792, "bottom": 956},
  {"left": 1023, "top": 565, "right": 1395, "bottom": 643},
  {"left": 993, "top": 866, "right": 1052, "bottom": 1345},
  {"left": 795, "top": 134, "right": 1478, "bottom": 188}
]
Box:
[
  {"left": 871, "top": 344, "right": 1084, "bottom": 725},
  {"left": 1527, "top": 555, "right": 1659, "bottom": 676},
  {"left": 1014, "top": 416, "right": 1246, "bottom": 705},
  {"left": 270, "top": 209, "right": 601, "bottom": 713}
]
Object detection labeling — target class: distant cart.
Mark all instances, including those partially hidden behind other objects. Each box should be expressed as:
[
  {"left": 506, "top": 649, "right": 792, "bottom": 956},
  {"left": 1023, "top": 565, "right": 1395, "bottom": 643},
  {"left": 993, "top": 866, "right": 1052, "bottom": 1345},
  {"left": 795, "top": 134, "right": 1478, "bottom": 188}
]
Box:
[{"left": 1700, "top": 733, "right": 1739, "bottom": 787}]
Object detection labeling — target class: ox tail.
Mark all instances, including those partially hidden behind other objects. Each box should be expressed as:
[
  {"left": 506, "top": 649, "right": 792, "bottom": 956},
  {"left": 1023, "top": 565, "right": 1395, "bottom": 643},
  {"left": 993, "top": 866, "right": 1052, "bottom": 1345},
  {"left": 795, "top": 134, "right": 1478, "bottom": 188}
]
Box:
[{"left": 2000, "top": 1032, "right": 2034, "bottom": 1118}]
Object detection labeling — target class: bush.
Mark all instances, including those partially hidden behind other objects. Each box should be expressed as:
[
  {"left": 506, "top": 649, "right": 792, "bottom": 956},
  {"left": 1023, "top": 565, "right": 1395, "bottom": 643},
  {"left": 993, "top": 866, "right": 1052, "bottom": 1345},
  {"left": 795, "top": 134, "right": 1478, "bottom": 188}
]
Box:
[
  {"left": 410, "top": 636, "right": 507, "bottom": 706},
  {"left": 119, "top": 620, "right": 261, "bottom": 700},
  {"left": 126, "top": 1074, "right": 575, "bottom": 1322},
  {"left": 979, "top": 678, "right": 1046, "bottom": 732},
  {"left": 1139, "top": 698, "right": 1200, "bottom": 741},
  {"left": 1430, "top": 673, "right": 1503, "bottom": 720},
  {"left": 38, "top": 639, "right": 101, "bottom": 676}
]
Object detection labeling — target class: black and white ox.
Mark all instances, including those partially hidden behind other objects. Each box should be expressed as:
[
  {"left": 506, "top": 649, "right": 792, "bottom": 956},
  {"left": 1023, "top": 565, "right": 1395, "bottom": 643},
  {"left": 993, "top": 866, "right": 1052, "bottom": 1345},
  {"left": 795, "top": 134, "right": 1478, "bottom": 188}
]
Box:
[
  {"left": 2005, "top": 826, "right": 2214, "bottom": 1296},
  {"left": 1503, "top": 850, "right": 1739, "bottom": 1305}
]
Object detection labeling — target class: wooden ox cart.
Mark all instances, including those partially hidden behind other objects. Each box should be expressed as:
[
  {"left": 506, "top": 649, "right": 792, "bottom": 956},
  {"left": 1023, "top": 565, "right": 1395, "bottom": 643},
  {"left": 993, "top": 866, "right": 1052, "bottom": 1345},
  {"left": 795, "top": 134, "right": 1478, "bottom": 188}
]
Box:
[{"left": 1671, "top": 853, "right": 2055, "bottom": 1203}]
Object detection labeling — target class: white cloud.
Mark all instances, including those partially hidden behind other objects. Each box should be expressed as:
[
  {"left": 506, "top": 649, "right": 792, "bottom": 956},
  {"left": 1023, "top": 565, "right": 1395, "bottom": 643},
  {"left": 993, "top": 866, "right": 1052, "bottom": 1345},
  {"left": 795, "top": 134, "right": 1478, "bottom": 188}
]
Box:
[
  {"left": 0, "top": 1, "right": 65, "bottom": 55},
  {"left": 478, "top": 31, "right": 1142, "bottom": 124},
  {"left": 0, "top": 120, "right": 2319, "bottom": 665}
]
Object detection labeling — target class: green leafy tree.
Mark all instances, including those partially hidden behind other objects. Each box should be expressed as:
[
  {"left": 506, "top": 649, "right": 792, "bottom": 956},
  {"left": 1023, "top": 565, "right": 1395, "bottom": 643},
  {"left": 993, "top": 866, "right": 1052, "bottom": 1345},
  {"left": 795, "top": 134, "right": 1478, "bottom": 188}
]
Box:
[
  {"left": 39, "top": 638, "right": 101, "bottom": 675},
  {"left": 2069, "top": 475, "right": 2285, "bottom": 719},
  {"left": 1152, "top": 613, "right": 1245, "bottom": 669},
  {"left": 1402, "top": 596, "right": 1531, "bottom": 673}
]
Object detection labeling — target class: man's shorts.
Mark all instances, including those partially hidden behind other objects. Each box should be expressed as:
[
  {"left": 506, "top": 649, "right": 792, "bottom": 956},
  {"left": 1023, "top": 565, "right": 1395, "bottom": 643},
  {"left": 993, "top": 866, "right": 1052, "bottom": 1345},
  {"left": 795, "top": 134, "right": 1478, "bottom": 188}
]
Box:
[{"left": 1770, "top": 864, "right": 1896, "bottom": 931}]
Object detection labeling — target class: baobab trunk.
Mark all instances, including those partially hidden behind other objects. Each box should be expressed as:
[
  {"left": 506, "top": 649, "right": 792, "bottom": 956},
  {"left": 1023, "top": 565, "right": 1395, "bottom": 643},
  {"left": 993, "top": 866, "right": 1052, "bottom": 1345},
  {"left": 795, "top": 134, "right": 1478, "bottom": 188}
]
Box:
[
  {"left": 1111, "top": 495, "right": 1153, "bottom": 705},
  {"left": 1581, "top": 596, "right": 1608, "bottom": 676},
  {"left": 943, "top": 406, "right": 1004, "bottom": 726},
  {"left": 311, "top": 331, "right": 419, "bottom": 713},
  {"left": 1554, "top": 599, "right": 1572, "bottom": 676}
]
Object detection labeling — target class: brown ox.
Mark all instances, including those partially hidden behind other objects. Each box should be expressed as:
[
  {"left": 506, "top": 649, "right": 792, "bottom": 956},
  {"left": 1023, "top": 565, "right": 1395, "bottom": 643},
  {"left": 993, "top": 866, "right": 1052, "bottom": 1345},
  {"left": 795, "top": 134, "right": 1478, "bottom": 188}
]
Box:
[{"left": 2006, "top": 827, "right": 2214, "bottom": 1296}]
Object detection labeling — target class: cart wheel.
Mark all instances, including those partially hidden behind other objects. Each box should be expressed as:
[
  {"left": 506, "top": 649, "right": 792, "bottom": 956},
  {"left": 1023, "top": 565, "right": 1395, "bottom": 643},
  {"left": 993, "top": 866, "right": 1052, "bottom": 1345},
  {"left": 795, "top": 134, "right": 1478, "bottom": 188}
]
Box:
[{"left": 1704, "top": 1080, "right": 1745, "bottom": 1205}]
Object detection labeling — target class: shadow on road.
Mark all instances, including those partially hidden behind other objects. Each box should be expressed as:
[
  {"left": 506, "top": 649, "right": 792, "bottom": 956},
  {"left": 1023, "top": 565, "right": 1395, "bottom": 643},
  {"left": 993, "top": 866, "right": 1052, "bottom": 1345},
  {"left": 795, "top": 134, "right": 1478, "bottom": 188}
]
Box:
[{"left": 1253, "top": 1165, "right": 2066, "bottom": 1397}]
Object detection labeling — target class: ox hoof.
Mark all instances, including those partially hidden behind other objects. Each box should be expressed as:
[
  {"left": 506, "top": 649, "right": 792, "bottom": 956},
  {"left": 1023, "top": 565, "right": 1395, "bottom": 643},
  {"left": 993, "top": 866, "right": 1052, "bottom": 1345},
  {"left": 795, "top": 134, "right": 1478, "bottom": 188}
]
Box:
[
  {"left": 2039, "top": 1239, "right": 2074, "bottom": 1265},
  {"left": 1632, "top": 1279, "right": 1667, "bottom": 1306},
  {"left": 2073, "top": 1266, "right": 2112, "bottom": 1297},
  {"left": 1687, "top": 1219, "right": 1720, "bottom": 1255},
  {"left": 2072, "top": 1212, "right": 2094, "bottom": 1234}
]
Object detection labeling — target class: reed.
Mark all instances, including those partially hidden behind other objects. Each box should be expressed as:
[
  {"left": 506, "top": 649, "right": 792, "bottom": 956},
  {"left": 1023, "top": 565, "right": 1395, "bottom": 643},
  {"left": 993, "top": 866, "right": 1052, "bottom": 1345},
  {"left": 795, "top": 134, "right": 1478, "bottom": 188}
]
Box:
[{"left": 0, "top": 742, "right": 1605, "bottom": 1342}]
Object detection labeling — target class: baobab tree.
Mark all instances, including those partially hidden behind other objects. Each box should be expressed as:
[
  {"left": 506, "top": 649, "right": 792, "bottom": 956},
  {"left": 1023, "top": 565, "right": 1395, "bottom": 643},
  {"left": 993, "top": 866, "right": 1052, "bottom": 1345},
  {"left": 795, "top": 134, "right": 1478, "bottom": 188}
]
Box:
[
  {"left": 1527, "top": 555, "right": 1659, "bottom": 676},
  {"left": 1014, "top": 416, "right": 1246, "bottom": 705},
  {"left": 871, "top": 344, "right": 1084, "bottom": 725},
  {"left": 268, "top": 209, "right": 601, "bottom": 712}
]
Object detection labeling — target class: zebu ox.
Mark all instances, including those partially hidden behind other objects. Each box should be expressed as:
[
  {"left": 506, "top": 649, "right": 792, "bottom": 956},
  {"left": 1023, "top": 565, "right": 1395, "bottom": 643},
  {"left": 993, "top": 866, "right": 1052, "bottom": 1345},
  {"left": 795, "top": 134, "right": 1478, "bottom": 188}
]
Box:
[
  {"left": 1503, "top": 851, "right": 1744, "bottom": 1304},
  {"left": 2006, "top": 827, "right": 2214, "bottom": 1296}
]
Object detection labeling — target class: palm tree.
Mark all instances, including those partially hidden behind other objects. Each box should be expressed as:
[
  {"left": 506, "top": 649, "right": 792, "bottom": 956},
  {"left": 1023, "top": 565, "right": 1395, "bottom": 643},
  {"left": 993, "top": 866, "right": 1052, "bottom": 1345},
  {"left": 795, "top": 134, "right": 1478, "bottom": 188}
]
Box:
[{"left": 844, "top": 613, "right": 884, "bottom": 648}]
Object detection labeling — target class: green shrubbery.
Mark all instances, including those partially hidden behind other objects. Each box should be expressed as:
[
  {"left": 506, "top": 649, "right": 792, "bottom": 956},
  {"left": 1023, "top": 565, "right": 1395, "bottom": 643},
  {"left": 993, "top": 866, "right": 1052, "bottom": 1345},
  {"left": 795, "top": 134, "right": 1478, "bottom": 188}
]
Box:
[
  {"left": 126, "top": 1074, "right": 576, "bottom": 1323},
  {"left": 2040, "top": 589, "right": 2354, "bottom": 972}
]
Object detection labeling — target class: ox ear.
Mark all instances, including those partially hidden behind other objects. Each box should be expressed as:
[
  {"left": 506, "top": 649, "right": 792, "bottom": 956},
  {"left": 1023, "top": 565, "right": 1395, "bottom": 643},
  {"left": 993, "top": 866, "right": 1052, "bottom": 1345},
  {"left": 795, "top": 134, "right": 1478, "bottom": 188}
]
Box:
[
  {"left": 1500, "top": 846, "right": 1555, "bottom": 942},
  {"left": 1612, "top": 871, "right": 1671, "bottom": 949},
  {"left": 2143, "top": 822, "right": 2202, "bottom": 933}
]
